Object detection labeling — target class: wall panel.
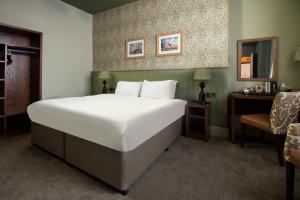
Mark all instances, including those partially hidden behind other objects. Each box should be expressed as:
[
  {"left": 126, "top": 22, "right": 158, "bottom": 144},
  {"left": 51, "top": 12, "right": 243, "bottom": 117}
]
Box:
[{"left": 93, "top": 0, "right": 228, "bottom": 71}]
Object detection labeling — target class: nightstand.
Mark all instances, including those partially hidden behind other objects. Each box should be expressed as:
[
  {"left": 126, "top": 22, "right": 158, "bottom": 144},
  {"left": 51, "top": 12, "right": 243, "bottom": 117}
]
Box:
[{"left": 186, "top": 101, "right": 210, "bottom": 141}]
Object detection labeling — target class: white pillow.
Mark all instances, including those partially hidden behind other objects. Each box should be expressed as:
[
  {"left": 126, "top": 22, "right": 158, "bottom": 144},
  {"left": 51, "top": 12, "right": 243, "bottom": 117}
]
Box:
[
  {"left": 115, "top": 81, "right": 142, "bottom": 97},
  {"left": 140, "top": 80, "right": 178, "bottom": 99}
]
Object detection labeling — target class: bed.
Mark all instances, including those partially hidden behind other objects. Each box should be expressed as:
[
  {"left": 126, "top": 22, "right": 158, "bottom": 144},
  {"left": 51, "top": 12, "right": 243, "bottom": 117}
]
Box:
[{"left": 27, "top": 94, "right": 186, "bottom": 194}]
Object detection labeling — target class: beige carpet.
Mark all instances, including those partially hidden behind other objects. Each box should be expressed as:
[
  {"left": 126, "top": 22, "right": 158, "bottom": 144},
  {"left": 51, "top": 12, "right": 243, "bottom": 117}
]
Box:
[{"left": 0, "top": 134, "right": 299, "bottom": 200}]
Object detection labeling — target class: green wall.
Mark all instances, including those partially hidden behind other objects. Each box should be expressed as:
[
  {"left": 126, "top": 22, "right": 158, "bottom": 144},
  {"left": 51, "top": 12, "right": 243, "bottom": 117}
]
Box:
[
  {"left": 92, "top": 0, "right": 300, "bottom": 128},
  {"left": 227, "top": 0, "right": 300, "bottom": 91}
]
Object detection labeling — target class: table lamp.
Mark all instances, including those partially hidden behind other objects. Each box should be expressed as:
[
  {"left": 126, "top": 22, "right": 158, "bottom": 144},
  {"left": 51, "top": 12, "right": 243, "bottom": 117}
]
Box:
[
  {"left": 98, "top": 71, "right": 111, "bottom": 94},
  {"left": 194, "top": 69, "right": 212, "bottom": 103},
  {"left": 294, "top": 46, "right": 300, "bottom": 62}
]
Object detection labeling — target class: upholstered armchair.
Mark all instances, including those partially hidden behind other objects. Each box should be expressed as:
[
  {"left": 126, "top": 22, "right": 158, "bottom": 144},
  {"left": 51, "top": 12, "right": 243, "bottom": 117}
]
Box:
[
  {"left": 285, "top": 123, "right": 300, "bottom": 200},
  {"left": 240, "top": 92, "right": 300, "bottom": 166}
]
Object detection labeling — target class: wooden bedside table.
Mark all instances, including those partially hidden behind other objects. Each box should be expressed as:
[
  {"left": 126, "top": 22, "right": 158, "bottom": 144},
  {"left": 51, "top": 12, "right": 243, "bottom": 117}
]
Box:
[{"left": 186, "top": 101, "right": 210, "bottom": 141}]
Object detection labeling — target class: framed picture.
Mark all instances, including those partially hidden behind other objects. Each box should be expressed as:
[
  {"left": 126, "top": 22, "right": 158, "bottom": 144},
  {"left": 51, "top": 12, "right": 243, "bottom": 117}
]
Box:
[
  {"left": 125, "top": 38, "right": 145, "bottom": 59},
  {"left": 157, "top": 32, "right": 182, "bottom": 57}
]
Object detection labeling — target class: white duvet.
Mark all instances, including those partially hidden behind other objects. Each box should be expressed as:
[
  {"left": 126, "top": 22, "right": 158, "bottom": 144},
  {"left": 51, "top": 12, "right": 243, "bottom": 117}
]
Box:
[{"left": 27, "top": 94, "right": 187, "bottom": 152}]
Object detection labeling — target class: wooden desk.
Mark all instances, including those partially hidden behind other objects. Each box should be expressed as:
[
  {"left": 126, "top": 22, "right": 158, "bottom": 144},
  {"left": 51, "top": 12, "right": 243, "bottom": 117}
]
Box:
[{"left": 228, "top": 93, "right": 275, "bottom": 143}]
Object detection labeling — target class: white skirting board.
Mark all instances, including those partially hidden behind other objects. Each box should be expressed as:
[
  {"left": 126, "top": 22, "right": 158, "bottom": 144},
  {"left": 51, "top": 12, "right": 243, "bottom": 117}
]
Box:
[{"left": 210, "top": 126, "right": 228, "bottom": 138}]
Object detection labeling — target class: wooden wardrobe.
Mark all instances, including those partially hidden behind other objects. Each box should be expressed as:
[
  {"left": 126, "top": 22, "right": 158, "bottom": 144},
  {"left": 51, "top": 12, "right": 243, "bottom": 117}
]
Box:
[{"left": 0, "top": 23, "right": 42, "bottom": 134}]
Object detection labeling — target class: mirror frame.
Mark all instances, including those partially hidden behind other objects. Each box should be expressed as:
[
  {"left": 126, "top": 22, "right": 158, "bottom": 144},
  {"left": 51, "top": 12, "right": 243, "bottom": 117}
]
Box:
[{"left": 237, "top": 37, "right": 278, "bottom": 81}]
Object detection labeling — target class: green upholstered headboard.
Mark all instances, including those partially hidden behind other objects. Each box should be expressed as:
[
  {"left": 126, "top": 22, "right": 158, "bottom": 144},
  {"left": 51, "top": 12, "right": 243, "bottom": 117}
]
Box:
[
  {"left": 91, "top": 68, "right": 228, "bottom": 127},
  {"left": 92, "top": 69, "right": 196, "bottom": 100}
]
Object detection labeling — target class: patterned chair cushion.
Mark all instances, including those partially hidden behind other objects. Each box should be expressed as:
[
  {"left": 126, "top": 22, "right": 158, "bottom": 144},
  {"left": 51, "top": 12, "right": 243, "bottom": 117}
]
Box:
[
  {"left": 270, "top": 92, "right": 300, "bottom": 135},
  {"left": 284, "top": 123, "right": 300, "bottom": 162}
]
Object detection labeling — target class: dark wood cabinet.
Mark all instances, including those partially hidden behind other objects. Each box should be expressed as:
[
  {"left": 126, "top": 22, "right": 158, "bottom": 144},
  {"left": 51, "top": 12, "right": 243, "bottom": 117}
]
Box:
[
  {"left": 0, "top": 23, "right": 42, "bottom": 134},
  {"left": 227, "top": 92, "right": 275, "bottom": 143},
  {"left": 186, "top": 101, "right": 210, "bottom": 141}
]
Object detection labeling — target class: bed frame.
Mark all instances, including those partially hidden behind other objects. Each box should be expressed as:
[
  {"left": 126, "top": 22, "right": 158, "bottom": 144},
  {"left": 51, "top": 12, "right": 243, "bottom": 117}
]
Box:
[{"left": 31, "top": 118, "right": 183, "bottom": 194}]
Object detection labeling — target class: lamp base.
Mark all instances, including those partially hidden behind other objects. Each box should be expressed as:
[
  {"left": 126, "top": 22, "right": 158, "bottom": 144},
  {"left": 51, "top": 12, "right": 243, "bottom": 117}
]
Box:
[
  {"left": 102, "top": 80, "right": 108, "bottom": 94},
  {"left": 199, "top": 81, "right": 206, "bottom": 103}
]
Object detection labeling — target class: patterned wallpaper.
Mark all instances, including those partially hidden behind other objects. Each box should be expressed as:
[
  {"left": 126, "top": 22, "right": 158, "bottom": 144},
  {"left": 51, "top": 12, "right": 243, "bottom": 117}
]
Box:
[{"left": 93, "top": 0, "right": 228, "bottom": 71}]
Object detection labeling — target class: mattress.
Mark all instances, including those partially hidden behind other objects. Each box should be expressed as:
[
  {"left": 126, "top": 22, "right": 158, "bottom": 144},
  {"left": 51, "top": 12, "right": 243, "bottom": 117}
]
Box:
[{"left": 27, "top": 94, "right": 186, "bottom": 152}]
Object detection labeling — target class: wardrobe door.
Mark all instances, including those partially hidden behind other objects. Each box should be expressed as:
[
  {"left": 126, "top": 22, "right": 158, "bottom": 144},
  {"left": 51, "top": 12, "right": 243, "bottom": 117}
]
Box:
[{"left": 5, "top": 53, "right": 30, "bottom": 116}]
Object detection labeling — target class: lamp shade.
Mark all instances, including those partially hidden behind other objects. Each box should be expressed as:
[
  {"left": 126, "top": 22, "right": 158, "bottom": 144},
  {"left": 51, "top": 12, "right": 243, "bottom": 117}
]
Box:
[
  {"left": 295, "top": 46, "right": 300, "bottom": 62},
  {"left": 98, "top": 71, "right": 111, "bottom": 79},
  {"left": 194, "top": 69, "right": 212, "bottom": 80}
]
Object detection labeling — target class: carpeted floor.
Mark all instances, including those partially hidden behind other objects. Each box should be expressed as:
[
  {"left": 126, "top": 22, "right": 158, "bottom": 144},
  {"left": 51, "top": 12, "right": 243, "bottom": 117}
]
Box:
[{"left": 0, "top": 134, "right": 299, "bottom": 200}]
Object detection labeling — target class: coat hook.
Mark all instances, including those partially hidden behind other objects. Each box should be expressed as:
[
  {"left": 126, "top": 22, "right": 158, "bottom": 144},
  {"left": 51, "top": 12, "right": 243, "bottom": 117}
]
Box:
[{"left": 7, "top": 50, "right": 13, "bottom": 65}]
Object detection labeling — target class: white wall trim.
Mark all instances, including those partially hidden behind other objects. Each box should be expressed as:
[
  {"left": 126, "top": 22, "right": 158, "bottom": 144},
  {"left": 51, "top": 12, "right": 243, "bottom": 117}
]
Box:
[{"left": 210, "top": 126, "right": 229, "bottom": 138}]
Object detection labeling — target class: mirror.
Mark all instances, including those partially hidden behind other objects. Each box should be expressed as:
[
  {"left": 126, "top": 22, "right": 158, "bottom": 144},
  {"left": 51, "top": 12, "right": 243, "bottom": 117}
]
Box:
[{"left": 237, "top": 37, "right": 278, "bottom": 81}]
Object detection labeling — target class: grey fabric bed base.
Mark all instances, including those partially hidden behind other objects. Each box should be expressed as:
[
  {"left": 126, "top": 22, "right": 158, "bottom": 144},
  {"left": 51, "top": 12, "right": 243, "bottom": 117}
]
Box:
[{"left": 31, "top": 118, "right": 182, "bottom": 193}]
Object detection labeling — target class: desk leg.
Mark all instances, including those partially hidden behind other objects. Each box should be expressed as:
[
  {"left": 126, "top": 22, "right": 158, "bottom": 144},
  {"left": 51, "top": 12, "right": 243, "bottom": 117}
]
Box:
[
  {"left": 230, "top": 98, "right": 236, "bottom": 143},
  {"left": 231, "top": 117, "right": 236, "bottom": 143}
]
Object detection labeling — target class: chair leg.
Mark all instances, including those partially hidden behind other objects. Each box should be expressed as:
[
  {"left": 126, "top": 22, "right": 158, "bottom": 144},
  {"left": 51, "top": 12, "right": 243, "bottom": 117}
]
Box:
[
  {"left": 286, "top": 161, "right": 295, "bottom": 200},
  {"left": 260, "top": 130, "right": 265, "bottom": 143},
  {"left": 275, "top": 134, "right": 285, "bottom": 166},
  {"left": 240, "top": 123, "right": 246, "bottom": 148}
]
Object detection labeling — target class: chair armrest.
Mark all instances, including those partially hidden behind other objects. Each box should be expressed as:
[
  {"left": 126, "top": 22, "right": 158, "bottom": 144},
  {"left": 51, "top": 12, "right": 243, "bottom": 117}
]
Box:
[
  {"left": 270, "top": 92, "right": 300, "bottom": 135},
  {"left": 284, "top": 123, "right": 300, "bottom": 161}
]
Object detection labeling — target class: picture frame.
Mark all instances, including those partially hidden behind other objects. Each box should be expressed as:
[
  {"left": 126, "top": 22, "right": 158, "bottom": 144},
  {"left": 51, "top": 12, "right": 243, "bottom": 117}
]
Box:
[
  {"left": 125, "top": 38, "right": 145, "bottom": 59},
  {"left": 157, "top": 32, "right": 182, "bottom": 57}
]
